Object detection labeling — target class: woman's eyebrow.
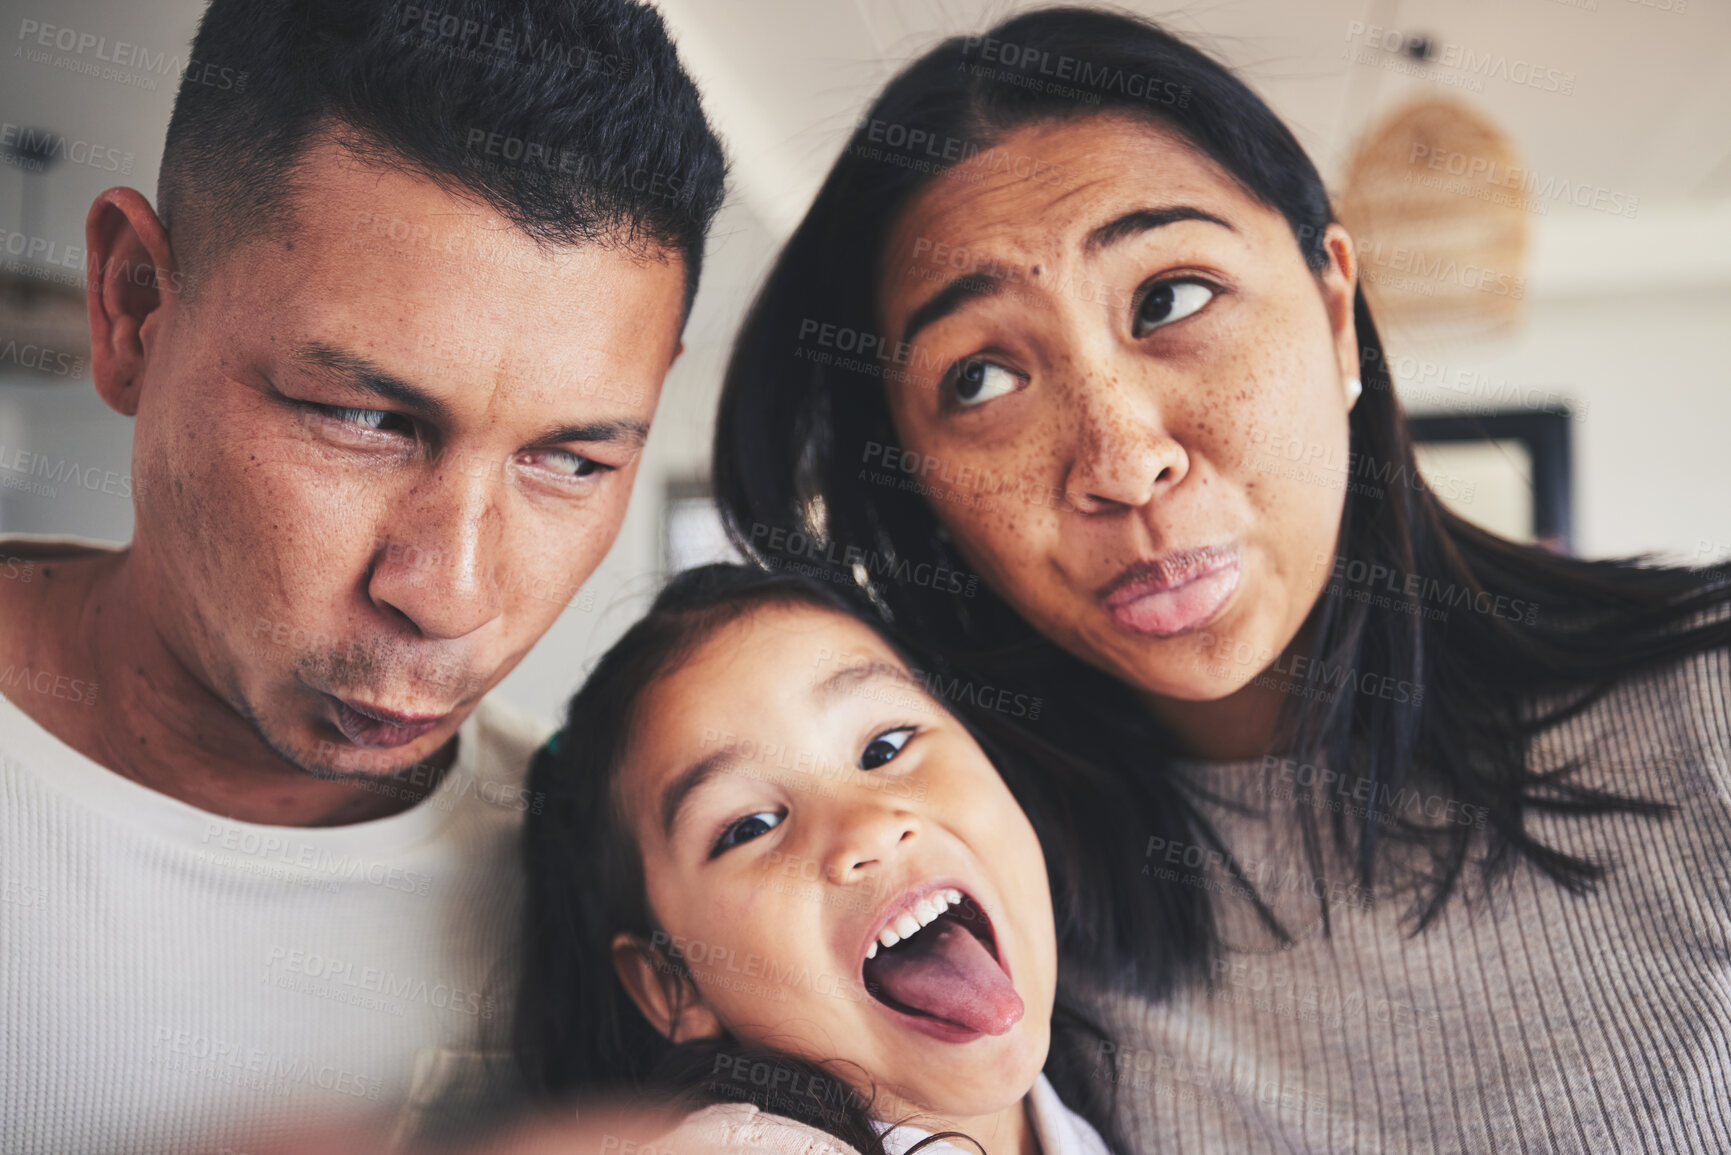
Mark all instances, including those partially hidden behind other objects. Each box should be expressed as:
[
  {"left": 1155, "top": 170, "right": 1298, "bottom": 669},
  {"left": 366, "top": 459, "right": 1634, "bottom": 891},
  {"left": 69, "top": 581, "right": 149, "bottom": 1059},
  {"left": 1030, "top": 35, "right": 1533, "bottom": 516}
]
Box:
[
  {"left": 1084, "top": 205, "right": 1235, "bottom": 254},
  {"left": 898, "top": 206, "right": 1234, "bottom": 346},
  {"left": 900, "top": 271, "right": 1006, "bottom": 348}
]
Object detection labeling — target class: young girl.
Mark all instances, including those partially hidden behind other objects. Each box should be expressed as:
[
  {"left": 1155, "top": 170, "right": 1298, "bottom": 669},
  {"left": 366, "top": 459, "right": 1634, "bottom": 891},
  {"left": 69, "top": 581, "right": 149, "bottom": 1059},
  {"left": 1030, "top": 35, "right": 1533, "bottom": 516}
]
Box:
[{"left": 514, "top": 564, "right": 1120, "bottom": 1154}]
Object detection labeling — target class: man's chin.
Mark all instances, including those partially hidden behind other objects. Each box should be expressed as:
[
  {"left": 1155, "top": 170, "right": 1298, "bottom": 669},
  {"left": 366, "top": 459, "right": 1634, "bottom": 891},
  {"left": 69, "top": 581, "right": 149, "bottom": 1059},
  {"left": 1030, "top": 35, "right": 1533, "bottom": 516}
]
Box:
[{"left": 258, "top": 718, "right": 462, "bottom": 785}]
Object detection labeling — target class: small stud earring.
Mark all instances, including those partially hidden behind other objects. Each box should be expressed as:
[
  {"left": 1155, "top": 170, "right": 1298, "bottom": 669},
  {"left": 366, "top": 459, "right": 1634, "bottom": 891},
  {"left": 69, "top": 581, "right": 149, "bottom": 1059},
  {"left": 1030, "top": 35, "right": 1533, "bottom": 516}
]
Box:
[{"left": 1345, "top": 376, "right": 1363, "bottom": 407}]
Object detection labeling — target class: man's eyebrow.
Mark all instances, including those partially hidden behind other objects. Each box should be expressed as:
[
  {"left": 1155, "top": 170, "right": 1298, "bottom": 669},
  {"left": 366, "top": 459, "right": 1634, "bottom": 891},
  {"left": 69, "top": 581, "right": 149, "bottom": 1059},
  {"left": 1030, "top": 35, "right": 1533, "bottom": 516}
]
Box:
[
  {"left": 813, "top": 659, "right": 926, "bottom": 704},
  {"left": 1084, "top": 205, "right": 1235, "bottom": 254},
  {"left": 660, "top": 747, "right": 741, "bottom": 840},
  {"left": 292, "top": 341, "right": 450, "bottom": 422},
  {"left": 534, "top": 419, "right": 650, "bottom": 449},
  {"left": 295, "top": 343, "right": 649, "bottom": 448},
  {"left": 900, "top": 271, "right": 1009, "bottom": 348}
]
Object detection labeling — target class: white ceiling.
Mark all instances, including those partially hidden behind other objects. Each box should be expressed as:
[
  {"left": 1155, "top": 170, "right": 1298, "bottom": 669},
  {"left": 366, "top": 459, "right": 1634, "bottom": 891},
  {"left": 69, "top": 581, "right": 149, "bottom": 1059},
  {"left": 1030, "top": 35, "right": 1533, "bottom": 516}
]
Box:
[{"left": 653, "top": 0, "right": 1731, "bottom": 228}]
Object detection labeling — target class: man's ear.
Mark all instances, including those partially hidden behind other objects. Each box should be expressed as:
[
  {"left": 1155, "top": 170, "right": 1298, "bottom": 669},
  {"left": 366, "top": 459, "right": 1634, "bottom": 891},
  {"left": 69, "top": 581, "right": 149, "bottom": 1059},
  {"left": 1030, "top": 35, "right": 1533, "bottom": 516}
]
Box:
[
  {"left": 1318, "top": 222, "right": 1362, "bottom": 405},
  {"left": 85, "top": 187, "right": 179, "bottom": 418},
  {"left": 611, "top": 932, "right": 724, "bottom": 1044}
]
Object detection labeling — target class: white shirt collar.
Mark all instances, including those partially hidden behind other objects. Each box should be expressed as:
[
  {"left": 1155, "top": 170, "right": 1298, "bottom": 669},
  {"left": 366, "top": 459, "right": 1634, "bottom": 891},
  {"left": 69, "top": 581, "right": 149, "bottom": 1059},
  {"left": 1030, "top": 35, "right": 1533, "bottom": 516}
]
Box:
[{"left": 872, "top": 1074, "right": 1112, "bottom": 1155}]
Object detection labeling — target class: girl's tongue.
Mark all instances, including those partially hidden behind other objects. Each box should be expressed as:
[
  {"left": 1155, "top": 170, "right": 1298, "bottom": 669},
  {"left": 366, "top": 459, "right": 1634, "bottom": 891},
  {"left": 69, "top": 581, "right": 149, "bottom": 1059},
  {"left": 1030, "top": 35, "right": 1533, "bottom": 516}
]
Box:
[{"left": 864, "top": 913, "right": 1023, "bottom": 1036}]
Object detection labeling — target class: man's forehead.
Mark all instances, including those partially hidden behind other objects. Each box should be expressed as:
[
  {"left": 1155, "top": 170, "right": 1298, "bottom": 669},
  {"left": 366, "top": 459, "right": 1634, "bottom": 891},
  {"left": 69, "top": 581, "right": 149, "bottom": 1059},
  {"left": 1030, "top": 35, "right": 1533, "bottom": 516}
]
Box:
[{"left": 267, "top": 138, "right": 671, "bottom": 296}]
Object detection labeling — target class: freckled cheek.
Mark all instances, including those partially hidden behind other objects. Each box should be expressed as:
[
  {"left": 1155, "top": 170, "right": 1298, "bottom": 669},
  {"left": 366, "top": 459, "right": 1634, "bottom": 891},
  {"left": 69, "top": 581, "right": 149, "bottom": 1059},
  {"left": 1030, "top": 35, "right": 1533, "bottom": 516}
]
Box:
[{"left": 948, "top": 461, "right": 1064, "bottom": 561}]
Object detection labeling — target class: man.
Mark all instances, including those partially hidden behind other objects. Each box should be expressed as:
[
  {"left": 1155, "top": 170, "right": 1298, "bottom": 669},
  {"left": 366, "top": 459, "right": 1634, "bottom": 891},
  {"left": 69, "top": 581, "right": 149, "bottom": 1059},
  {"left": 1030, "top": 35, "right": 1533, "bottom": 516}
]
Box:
[{"left": 0, "top": 0, "right": 724, "bottom": 1151}]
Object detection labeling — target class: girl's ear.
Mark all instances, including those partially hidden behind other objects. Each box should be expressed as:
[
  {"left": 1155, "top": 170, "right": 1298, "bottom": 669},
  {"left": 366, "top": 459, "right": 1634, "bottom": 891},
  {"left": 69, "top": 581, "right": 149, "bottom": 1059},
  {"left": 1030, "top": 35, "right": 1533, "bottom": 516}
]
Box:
[{"left": 611, "top": 932, "right": 724, "bottom": 1044}]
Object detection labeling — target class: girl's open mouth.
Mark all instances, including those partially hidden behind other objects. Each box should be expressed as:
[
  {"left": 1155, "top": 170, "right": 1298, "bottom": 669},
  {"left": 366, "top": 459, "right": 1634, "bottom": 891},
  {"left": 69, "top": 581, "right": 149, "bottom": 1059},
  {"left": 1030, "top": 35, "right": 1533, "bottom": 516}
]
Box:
[{"left": 859, "top": 886, "right": 1023, "bottom": 1043}]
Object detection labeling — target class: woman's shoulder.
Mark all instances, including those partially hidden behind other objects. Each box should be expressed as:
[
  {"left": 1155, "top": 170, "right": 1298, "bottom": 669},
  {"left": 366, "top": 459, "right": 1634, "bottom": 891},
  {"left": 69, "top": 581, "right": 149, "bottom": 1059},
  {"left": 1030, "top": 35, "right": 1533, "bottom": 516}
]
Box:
[
  {"left": 654, "top": 1101, "right": 864, "bottom": 1155},
  {"left": 1532, "top": 637, "right": 1731, "bottom": 799}
]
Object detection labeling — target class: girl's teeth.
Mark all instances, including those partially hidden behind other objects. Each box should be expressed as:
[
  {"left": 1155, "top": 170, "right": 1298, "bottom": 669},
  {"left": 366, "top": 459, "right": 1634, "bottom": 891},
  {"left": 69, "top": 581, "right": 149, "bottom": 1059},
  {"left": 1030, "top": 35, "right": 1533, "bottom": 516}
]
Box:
[{"left": 872, "top": 890, "right": 968, "bottom": 955}]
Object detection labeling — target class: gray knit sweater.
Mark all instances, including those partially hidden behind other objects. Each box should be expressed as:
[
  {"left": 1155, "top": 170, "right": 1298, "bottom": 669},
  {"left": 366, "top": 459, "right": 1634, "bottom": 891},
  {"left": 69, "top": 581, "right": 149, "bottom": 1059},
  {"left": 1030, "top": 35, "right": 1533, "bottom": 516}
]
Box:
[{"left": 1094, "top": 645, "right": 1731, "bottom": 1153}]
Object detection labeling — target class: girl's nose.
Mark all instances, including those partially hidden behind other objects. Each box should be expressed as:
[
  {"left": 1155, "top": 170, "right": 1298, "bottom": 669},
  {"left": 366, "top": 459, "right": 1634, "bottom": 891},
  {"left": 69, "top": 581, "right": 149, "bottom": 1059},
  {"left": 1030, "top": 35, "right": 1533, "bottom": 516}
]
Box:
[{"left": 822, "top": 806, "right": 918, "bottom": 880}]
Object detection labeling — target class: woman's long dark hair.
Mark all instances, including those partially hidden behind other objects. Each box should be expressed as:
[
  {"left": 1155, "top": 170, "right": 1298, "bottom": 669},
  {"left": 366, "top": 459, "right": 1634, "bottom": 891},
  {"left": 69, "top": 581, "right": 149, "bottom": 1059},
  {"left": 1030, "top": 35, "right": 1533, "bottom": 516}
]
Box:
[
  {"left": 515, "top": 563, "right": 1129, "bottom": 1153},
  {"left": 712, "top": 7, "right": 1731, "bottom": 996}
]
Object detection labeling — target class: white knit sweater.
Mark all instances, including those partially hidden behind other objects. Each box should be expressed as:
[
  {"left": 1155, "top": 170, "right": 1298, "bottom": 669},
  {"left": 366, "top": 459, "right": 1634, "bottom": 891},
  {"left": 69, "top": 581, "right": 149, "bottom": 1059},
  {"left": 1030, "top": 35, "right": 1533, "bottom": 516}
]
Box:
[{"left": 0, "top": 689, "right": 551, "bottom": 1155}]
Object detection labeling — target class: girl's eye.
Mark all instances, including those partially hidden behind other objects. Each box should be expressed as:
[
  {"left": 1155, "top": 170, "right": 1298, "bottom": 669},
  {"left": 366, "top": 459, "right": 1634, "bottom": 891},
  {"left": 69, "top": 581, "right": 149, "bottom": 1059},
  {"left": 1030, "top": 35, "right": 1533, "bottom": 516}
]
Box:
[
  {"left": 860, "top": 727, "right": 914, "bottom": 771},
  {"left": 1132, "top": 279, "right": 1215, "bottom": 338},
  {"left": 712, "top": 810, "right": 784, "bottom": 857},
  {"left": 943, "top": 359, "right": 1023, "bottom": 409}
]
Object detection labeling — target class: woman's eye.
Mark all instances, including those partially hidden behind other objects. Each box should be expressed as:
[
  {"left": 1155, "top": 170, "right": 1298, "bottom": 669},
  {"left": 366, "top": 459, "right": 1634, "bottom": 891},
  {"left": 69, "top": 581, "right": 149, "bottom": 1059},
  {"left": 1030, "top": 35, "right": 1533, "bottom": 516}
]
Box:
[
  {"left": 944, "top": 359, "right": 1022, "bottom": 409},
  {"left": 1132, "top": 279, "right": 1215, "bottom": 338},
  {"left": 860, "top": 727, "right": 914, "bottom": 771},
  {"left": 712, "top": 810, "right": 784, "bottom": 856}
]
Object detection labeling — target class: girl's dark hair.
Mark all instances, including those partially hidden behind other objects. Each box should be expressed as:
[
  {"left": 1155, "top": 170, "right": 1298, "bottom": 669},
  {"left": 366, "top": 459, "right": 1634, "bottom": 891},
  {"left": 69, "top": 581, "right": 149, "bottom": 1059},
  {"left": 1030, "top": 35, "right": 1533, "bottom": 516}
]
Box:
[
  {"left": 515, "top": 563, "right": 1128, "bottom": 1153},
  {"left": 711, "top": 7, "right": 1731, "bottom": 996}
]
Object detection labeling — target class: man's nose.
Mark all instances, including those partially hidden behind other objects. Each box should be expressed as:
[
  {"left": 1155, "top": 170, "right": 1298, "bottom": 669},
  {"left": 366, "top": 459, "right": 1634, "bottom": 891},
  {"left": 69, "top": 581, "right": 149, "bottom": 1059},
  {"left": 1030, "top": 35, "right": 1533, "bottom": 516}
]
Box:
[
  {"left": 367, "top": 451, "right": 506, "bottom": 640},
  {"left": 1061, "top": 372, "right": 1189, "bottom": 514}
]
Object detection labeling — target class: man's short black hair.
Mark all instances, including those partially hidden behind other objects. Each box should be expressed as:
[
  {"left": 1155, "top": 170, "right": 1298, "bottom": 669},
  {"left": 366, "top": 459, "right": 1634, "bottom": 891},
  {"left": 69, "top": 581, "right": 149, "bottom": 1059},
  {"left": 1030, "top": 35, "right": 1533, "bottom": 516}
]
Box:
[{"left": 158, "top": 0, "right": 727, "bottom": 313}]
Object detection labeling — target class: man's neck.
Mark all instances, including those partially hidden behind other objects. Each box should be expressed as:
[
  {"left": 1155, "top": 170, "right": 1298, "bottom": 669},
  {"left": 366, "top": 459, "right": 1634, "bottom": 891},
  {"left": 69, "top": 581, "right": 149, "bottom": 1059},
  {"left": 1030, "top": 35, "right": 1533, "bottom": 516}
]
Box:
[{"left": 0, "top": 541, "right": 453, "bottom": 826}]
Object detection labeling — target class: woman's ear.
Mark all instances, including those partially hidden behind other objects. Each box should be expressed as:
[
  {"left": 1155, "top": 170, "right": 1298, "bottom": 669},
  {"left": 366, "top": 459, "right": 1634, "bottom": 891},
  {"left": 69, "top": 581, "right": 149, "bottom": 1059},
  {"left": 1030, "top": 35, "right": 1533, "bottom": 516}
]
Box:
[
  {"left": 1318, "top": 222, "right": 1362, "bottom": 410},
  {"left": 611, "top": 932, "right": 724, "bottom": 1044}
]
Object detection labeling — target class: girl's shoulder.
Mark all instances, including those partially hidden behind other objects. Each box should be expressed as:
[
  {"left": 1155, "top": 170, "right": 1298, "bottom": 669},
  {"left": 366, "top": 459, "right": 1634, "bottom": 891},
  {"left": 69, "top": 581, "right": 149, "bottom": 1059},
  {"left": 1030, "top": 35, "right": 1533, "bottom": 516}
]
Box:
[{"left": 655, "top": 1101, "right": 864, "bottom": 1155}]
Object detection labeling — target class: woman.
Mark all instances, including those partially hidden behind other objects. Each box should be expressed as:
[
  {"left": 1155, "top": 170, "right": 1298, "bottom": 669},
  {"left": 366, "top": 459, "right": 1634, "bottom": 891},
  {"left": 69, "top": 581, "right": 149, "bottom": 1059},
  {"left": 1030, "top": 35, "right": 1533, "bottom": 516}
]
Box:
[{"left": 713, "top": 8, "right": 1731, "bottom": 1152}]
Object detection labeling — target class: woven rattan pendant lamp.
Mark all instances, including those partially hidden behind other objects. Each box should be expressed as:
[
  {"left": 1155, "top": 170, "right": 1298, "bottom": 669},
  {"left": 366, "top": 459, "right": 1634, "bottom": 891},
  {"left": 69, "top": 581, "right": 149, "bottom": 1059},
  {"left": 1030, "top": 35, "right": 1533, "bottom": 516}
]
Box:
[{"left": 1337, "top": 97, "right": 1531, "bottom": 345}]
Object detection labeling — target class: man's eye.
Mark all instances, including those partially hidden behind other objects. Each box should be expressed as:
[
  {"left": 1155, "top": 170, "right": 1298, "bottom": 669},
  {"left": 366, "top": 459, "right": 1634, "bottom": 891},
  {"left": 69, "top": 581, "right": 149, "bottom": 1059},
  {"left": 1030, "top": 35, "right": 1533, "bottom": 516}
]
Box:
[
  {"left": 331, "top": 406, "right": 391, "bottom": 430},
  {"left": 310, "top": 404, "right": 412, "bottom": 437},
  {"left": 943, "top": 359, "right": 1023, "bottom": 409},
  {"left": 1132, "top": 279, "right": 1215, "bottom": 338},
  {"left": 712, "top": 810, "right": 784, "bottom": 856},
  {"left": 860, "top": 727, "right": 914, "bottom": 771},
  {"left": 533, "top": 450, "right": 610, "bottom": 479}
]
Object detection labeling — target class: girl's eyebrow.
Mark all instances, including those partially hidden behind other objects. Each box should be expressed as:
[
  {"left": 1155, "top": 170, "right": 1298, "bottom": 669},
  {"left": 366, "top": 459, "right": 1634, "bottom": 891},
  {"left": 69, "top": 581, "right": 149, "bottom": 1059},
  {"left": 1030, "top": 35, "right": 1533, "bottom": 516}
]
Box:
[
  {"left": 811, "top": 659, "right": 923, "bottom": 703},
  {"left": 660, "top": 747, "right": 742, "bottom": 839}
]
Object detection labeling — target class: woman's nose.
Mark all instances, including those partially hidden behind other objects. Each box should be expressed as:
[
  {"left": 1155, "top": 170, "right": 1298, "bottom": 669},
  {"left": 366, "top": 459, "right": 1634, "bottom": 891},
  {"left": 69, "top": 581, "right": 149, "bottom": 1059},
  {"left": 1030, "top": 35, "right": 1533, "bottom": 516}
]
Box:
[{"left": 1061, "top": 376, "right": 1189, "bottom": 514}]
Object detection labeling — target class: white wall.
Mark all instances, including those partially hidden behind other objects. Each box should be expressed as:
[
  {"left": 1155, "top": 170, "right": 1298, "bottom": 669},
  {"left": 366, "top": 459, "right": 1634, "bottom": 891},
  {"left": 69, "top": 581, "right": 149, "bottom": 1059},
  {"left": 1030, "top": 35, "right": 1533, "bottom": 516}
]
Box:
[{"left": 1393, "top": 286, "right": 1731, "bottom": 566}]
